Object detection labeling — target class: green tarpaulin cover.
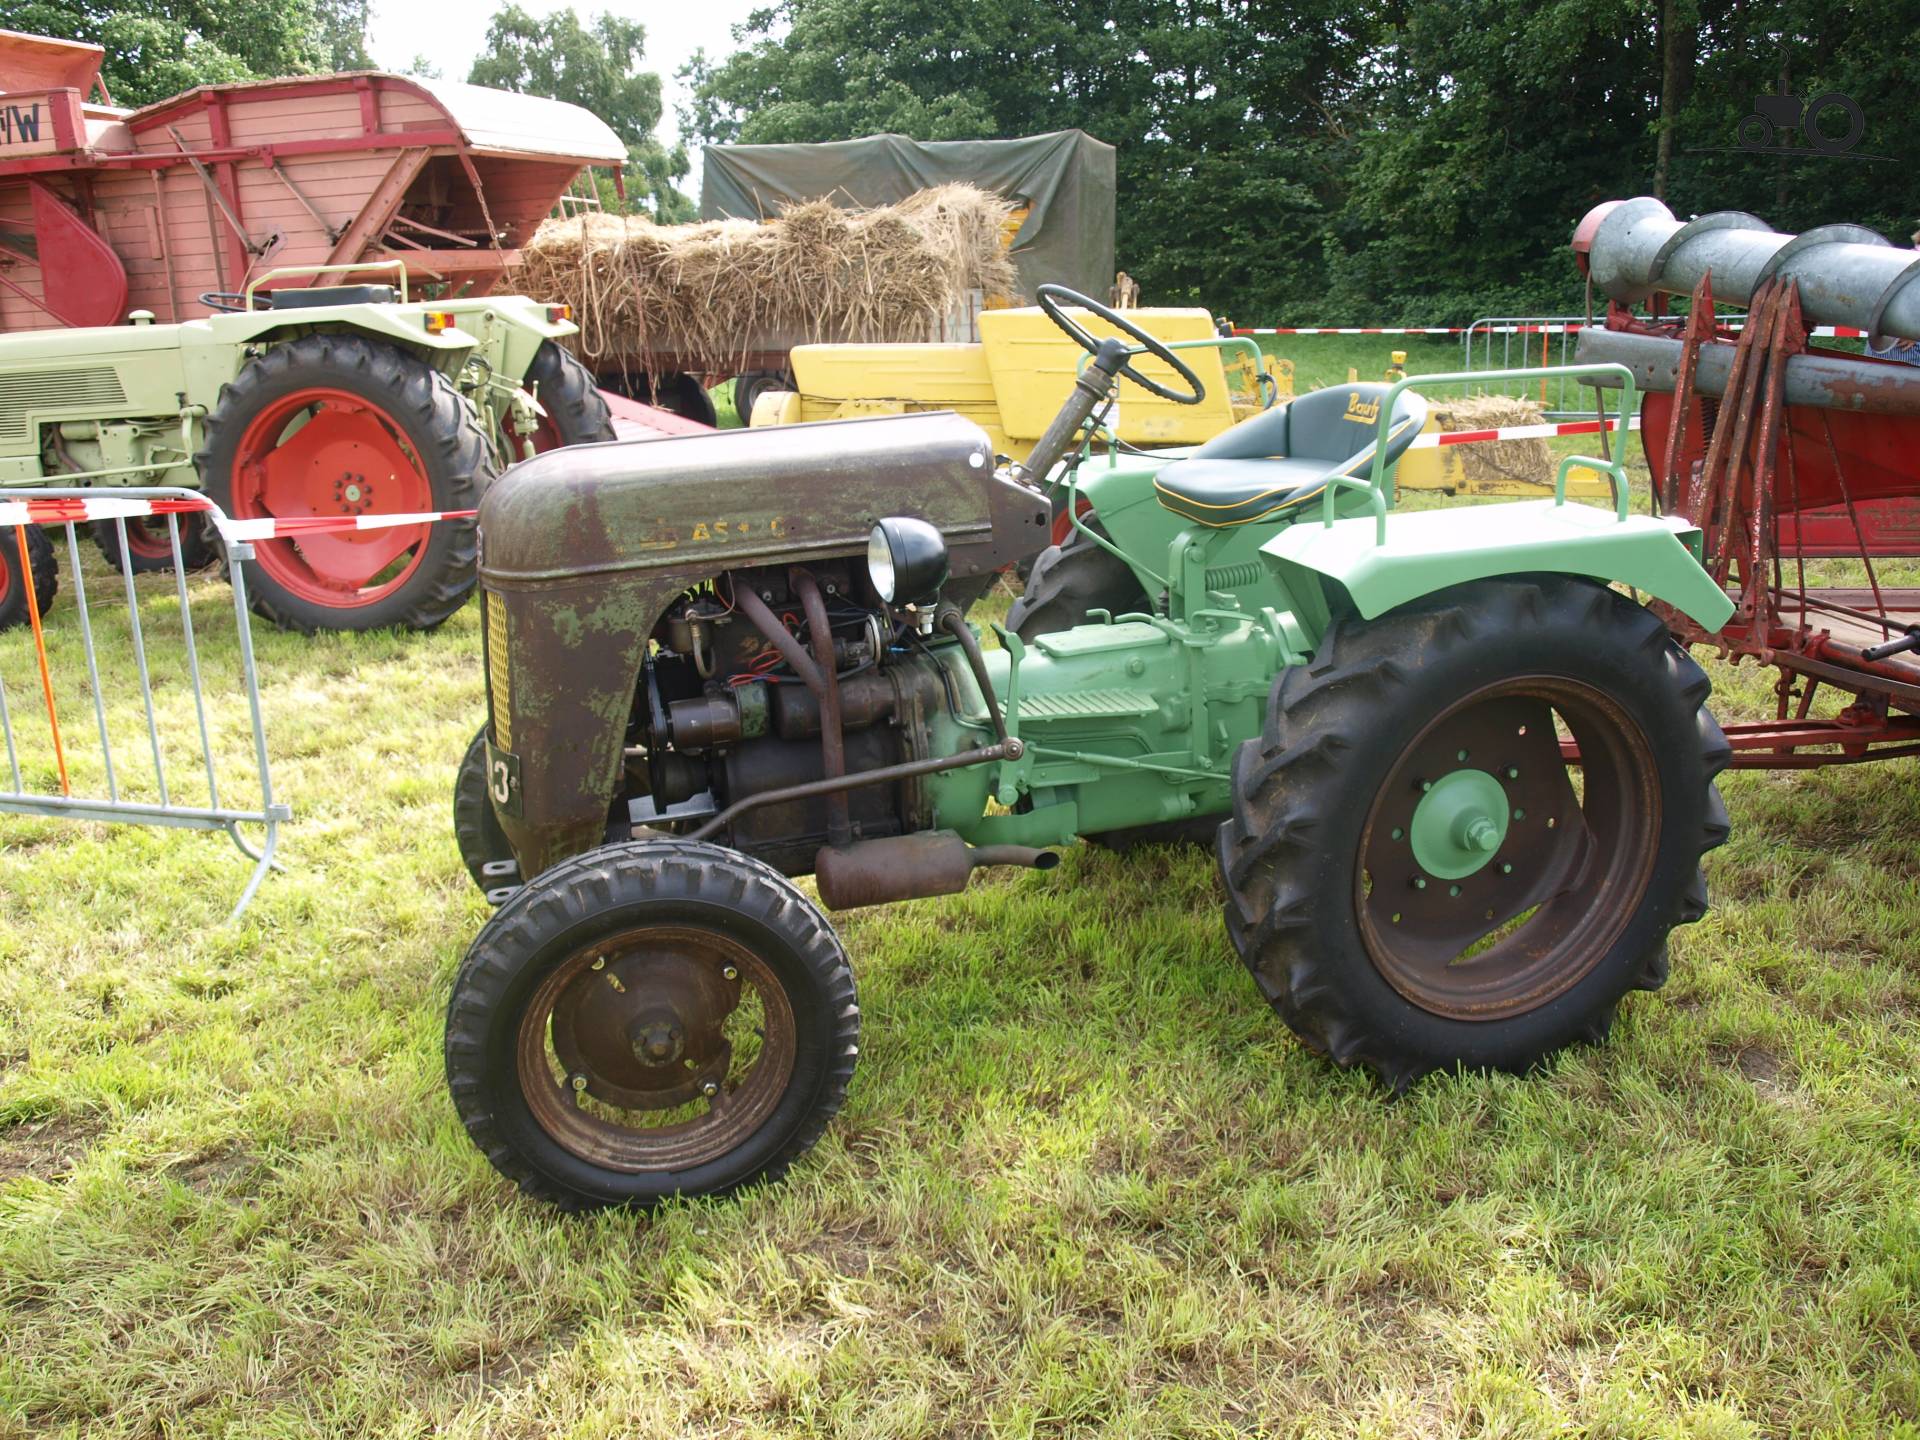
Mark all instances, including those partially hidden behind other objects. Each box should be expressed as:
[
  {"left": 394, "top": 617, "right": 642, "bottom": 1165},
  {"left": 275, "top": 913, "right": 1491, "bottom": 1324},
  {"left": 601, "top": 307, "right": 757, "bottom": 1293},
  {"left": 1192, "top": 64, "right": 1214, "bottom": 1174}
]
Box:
[{"left": 700, "top": 130, "right": 1116, "bottom": 299}]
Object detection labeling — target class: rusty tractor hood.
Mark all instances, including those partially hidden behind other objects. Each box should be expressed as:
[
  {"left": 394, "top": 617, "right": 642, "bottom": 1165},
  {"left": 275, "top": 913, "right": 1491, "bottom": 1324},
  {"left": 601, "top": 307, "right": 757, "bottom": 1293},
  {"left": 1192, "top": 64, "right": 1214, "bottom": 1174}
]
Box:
[
  {"left": 477, "top": 411, "right": 1049, "bottom": 876},
  {"left": 480, "top": 410, "right": 1034, "bottom": 587}
]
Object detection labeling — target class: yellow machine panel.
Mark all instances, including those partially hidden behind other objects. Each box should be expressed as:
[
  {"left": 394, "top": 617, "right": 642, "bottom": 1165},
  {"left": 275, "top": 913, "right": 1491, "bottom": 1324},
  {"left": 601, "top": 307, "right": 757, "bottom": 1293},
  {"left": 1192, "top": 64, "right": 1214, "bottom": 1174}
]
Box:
[
  {"left": 771, "top": 308, "right": 1279, "bottom": 456},
  {"left": 978, "top": 307, "right": 1235, "bottom": 446}
]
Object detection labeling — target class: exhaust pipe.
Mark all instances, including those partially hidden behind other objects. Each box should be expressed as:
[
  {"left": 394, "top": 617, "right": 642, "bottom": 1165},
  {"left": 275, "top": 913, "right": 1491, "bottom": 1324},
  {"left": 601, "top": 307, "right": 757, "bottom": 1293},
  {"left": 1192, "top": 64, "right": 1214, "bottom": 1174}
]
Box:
[{"left": 814, "top": 832, "right": 1059, "bottom": 910}]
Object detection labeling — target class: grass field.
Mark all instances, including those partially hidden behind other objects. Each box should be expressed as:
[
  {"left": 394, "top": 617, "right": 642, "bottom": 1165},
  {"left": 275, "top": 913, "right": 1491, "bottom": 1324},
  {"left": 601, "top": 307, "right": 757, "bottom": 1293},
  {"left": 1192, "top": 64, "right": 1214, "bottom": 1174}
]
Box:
[{"left": 2, "top": 492, "right": 1918, "bottom": 1437}]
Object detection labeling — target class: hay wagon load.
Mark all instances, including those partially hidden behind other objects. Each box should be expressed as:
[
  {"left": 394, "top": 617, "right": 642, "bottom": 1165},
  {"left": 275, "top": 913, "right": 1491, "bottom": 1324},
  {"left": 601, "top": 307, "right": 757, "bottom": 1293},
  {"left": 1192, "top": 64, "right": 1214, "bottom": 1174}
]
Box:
[{"left": 522, "top": 132, "right": 1118, "bottom": 424}]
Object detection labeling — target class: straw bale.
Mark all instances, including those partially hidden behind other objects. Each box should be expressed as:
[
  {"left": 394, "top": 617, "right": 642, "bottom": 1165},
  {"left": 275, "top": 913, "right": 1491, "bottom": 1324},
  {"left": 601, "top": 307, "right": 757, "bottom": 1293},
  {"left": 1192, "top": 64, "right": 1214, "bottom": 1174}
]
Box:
[{"left": 519, "top": 184, "right": 1019, "bottom": 373}]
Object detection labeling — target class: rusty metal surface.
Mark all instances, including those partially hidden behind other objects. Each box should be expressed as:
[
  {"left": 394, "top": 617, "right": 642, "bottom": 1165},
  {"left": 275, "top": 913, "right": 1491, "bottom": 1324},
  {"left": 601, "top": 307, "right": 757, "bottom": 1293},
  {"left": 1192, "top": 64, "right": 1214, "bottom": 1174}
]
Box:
[
  {"left": 516, "top": 923, "right": 797, "bottom": 1173},
  {"left": 813, "top": 831, "right": 1055, "bottom": 910},
  {"left": 477, "top": 411, "right": 1049, "bottom": 877},
  {"left": 1356, "top": 680, "right": 1658, "bottom": 1021},
  {"left": 1576, "top": 326, "right": 1920, "bottom": 417}
]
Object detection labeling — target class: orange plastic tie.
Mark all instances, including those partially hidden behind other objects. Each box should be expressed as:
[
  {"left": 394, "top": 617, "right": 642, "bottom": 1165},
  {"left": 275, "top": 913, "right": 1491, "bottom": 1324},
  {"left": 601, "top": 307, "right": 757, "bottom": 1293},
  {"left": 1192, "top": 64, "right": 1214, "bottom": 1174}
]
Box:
[{"left": 14, "top": 524, "right": 68, "bottom": 796}]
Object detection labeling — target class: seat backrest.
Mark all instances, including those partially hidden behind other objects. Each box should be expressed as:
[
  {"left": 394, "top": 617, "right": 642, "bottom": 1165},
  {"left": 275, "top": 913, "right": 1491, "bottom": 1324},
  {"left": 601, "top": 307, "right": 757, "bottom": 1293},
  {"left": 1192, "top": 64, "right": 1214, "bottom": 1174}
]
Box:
[
  {"left": 1188, "top": 397, "right": 1288, "bottom": 460},
  {"left": 1188, "top": 380, "right": 1427, "bottom": 477},
  {"left": 1285, "top": 383, "right": 1407, "bottom": 464}
]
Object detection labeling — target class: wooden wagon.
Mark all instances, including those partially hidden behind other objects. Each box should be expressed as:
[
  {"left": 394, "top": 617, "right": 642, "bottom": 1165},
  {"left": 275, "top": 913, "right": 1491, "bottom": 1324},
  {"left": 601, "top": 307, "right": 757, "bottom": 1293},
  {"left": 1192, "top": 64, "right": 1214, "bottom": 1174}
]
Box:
[{"left": 0, "top": 28, "right": 627, "bottom": 330}]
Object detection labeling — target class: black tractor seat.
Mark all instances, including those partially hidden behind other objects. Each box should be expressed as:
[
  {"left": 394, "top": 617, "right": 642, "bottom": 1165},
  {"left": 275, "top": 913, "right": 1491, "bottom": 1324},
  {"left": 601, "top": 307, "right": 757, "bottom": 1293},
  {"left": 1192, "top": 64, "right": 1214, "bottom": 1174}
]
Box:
[{"left": 1153, "top": 383, "right": 1428, "bottom": 527}]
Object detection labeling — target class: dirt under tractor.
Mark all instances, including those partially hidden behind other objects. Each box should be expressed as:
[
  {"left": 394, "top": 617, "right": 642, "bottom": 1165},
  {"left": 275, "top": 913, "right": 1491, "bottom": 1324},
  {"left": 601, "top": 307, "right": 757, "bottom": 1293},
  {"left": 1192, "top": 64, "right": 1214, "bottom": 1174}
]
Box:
[
  {"left": 445, "top": 286, "right": 1736, "bottom": 1210},
  {"left": 0, "top": 29, "right": 647, "bottom": 632}
]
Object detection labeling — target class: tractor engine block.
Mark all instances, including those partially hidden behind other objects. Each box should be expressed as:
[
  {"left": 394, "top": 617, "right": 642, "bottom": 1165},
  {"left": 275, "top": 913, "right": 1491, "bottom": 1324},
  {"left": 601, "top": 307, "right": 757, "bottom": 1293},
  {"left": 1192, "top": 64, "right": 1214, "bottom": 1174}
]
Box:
[{"left": 637, "top": 563, "right": 956, "bottom": 876}]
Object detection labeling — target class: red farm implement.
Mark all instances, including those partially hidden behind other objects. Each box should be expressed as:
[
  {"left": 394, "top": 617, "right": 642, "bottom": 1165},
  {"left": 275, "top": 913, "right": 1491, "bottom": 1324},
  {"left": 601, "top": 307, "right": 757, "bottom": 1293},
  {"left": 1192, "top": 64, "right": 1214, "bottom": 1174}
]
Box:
[
  {"left": 0, "top": 28, "right": 628, "bottom": 325},
  {"left": 1575, "top": 196, "right": 1920, "bottom": 769}
]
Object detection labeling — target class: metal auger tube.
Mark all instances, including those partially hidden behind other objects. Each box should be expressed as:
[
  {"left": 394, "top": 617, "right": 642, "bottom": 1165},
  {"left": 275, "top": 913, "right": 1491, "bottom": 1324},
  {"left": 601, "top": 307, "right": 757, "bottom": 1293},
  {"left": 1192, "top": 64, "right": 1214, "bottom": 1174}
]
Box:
[{"left": 1573, "top": 196, "right": 1920, "bottom": 345}]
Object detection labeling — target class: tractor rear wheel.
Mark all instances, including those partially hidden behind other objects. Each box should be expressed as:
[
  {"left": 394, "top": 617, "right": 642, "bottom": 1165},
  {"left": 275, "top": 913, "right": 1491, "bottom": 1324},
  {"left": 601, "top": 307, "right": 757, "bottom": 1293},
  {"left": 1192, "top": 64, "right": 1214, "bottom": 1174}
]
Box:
[
  {"left": 198, "top": 335, "right": 497, "bottom": 633},
  {"left": 1009, "top": 527, "right": 1215, "bottom": 851},
  {"left": 500, "top": 341, "right": 614, "bottom": 462},
  {"left": 0, "top": 525, "right": 58, "bottom": 631},
  {"left": 1217, "top": 575, "right": 1730, "bottom": 1090},
  {"left": 91, "top": 515, "right": 215, "bottom": 575},
  {"left": 446, "top": 838, "right": 859, "bottom": 1209}
]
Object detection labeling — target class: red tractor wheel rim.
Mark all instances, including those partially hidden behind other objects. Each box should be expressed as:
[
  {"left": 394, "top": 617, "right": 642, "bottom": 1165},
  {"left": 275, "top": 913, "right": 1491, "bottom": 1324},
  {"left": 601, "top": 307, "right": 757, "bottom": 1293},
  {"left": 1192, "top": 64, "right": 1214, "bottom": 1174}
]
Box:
[
  {"left": 230, "top": 388, "right": 434, "bottom": 608},
  {"left": 0, "top": 545, "right": 13, "bottom": 604},
  {"left": 122, "top": 517, "right": 177, "bottom": 561}
]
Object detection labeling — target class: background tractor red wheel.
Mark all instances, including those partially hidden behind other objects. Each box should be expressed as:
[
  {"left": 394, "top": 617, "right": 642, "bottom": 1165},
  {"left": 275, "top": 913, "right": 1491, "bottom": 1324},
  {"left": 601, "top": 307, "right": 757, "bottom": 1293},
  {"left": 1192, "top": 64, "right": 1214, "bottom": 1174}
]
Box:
[
  {"left": 90, "top": 515, "right": 215, "bottom": 575},
  {"left": 197, "top": 335, "right": 498, "bottom": 633}
]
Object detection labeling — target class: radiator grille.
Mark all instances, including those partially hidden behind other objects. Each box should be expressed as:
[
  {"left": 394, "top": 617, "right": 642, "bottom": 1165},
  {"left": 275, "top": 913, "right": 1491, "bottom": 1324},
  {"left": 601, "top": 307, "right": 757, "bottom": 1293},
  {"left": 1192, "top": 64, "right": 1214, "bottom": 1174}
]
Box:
[
  {"left": 0, "top": 367, "right": 128, "bottom": 441},
  {"left": 485, "top": 590, "right": 512, "bottom": 751}
]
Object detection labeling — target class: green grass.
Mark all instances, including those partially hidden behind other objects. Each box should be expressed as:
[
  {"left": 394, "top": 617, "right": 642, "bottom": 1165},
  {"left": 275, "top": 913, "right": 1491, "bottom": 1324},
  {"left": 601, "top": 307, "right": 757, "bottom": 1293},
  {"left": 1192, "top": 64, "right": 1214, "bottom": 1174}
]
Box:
[{"left": 2, "top": 535, "right": 1918, "bottom": 1438}]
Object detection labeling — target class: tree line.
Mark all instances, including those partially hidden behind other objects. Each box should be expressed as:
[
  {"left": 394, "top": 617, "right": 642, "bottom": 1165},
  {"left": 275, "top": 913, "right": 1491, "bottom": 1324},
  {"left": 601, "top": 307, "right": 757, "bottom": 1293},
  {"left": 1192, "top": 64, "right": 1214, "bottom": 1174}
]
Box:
[
  {"left": 686, "top": 0, "right": 1920, "bottom": 321},
  {"left": 13, "top": 0, "right": 1920, "bottom": 320}
]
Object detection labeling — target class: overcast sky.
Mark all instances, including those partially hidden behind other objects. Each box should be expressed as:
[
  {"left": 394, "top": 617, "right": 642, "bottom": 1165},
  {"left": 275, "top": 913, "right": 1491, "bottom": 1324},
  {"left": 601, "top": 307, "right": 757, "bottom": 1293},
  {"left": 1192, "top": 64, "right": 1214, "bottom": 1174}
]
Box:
[{"left": 364, "top": 0, "right": 772, "bottom": 192}]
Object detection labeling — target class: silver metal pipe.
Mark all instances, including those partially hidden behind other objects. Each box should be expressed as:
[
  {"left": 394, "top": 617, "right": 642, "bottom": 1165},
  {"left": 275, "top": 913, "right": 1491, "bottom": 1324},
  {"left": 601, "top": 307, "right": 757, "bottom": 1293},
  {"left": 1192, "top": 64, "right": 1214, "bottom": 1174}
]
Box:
[
  {"left": 1575, "top": 196, "right": 1920, "bottom": 344},
  {"left": 1574, "top": 326, "right": 1920, "bottom": 416}
]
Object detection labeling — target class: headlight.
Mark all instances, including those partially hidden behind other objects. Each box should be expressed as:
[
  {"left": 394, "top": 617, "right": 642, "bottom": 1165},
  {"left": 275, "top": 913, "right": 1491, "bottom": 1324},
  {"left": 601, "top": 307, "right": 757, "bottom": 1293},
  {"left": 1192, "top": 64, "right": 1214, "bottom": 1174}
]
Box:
[
  {"left": 866, "top": 517, "right": 949, "bottom": 607},
  {"left": 866, "top": 524, "right": 897, "bottom": 602}
]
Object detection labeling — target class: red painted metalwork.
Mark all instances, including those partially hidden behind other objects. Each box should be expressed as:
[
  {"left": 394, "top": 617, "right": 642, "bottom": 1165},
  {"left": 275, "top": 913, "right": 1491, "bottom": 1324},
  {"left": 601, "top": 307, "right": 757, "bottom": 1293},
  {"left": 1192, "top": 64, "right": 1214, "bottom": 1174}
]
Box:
[
  {"left": 0, "top": 30, "right": 625, "bottom": 329},
  {"left": 1603, "top": 269, "right": 1920, "bottom": 768},
  {"left": 230, "top": 388, "right": 435, "bottom": 607}
]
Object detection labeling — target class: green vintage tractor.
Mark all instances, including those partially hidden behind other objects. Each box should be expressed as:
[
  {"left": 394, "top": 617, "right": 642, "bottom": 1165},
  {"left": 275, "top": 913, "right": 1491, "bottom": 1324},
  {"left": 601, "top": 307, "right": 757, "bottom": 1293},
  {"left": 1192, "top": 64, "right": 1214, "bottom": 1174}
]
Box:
[
  {"left": 447, "top": 286, "right": 1734, "bottom": 1210},
  {"left": 0, "top": 267, "right": 611, "bottom": 633}
]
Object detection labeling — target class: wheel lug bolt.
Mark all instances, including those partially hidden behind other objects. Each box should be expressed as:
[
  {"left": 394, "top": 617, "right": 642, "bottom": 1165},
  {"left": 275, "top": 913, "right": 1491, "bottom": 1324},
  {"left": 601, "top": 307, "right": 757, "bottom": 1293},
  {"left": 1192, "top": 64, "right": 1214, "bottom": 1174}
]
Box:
[
  {"left": 569, "top": 1073, "right": 588, "bottom": 1092},
  {"left": 1420, "top": 780, "right": 1433, "bottom": 793},
  {"left": 1501, "top": 863, "right": 1514, "bottom": 874},
  {"left": 722, "top": 965, "right": 739, "bottom": 981},
  {"left": 1413, "top": 877, "right": 1427, "bottom": 890},
  {"left": 1506, "top": 767, "right": 1519, "bottom": 779},
  {"left": 590, "top": 956, "right": 605, "bottom": 970},
  {"left": 700, "top": 1080, "right": 720, "bottom": 1098}
]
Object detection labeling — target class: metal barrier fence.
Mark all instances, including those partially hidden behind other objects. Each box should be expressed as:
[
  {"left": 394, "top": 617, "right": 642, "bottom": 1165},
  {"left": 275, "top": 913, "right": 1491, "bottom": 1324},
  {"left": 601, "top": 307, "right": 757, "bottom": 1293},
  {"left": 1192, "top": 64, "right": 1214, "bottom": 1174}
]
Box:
[
  {"left": 1460, "top": 317, "right": 1592, "bottom": 418},
  {"left": 0, "top": 488, "right": 286, "bottom": 919}
]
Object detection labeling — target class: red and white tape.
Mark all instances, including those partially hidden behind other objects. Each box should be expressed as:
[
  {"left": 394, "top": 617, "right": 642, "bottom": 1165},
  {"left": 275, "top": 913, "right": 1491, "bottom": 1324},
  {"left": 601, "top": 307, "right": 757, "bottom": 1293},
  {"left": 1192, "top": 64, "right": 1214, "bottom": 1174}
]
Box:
[
  {"left": 1407, "top": 414, "right": 1642, "bottom": 449},
  {"left": 0, "top": 493, "right": 475, "bottom": 541},
  {"left": 1233, "top": 322, "right": 1864, "bottom": 339}
]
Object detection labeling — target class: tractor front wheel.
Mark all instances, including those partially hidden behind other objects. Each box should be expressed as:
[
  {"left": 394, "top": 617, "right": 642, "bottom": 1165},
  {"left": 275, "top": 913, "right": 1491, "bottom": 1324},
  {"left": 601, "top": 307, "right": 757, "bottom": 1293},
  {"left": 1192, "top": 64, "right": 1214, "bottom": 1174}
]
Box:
[
  {"left": 198, "top": 335, "right": 497, "bottom": 633},
  {"left": 1217, "top": 576, "right": 1730, "bottom": 1089},
  {"left": 0, "top": 525, "right": 58, "bottom": 631},
  {"left": 445, "top": 839, "right": 859, "bottom": 1209}
]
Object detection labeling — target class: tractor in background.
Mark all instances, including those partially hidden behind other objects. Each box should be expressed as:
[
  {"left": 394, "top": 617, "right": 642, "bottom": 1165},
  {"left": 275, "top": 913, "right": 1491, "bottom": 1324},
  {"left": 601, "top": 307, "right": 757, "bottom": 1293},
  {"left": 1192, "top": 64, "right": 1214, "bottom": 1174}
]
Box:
[{"left": 0, "top": 28, "right": 699, "bottom": 632}]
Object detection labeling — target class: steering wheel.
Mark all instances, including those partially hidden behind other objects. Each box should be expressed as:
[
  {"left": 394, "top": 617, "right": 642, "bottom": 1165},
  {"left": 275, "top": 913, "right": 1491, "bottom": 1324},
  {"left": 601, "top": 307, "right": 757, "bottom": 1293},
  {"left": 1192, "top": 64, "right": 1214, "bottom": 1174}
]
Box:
[{"left": 1035, "top": 283, "right": 1206, "bottom": 406}]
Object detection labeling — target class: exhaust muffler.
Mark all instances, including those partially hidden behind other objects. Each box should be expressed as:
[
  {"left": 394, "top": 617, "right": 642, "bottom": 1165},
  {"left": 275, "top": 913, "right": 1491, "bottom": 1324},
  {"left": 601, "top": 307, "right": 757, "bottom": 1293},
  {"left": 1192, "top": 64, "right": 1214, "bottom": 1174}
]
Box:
[{"left": 814, "top": 832, "right": 1059, "bottom": 910}]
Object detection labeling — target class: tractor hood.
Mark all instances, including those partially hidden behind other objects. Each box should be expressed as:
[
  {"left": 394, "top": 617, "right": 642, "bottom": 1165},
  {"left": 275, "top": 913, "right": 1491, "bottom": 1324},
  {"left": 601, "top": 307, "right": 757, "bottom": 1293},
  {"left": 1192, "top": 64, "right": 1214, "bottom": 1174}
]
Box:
[
  {"left": 479, "top": 410, "right": 1043, "bottom": 588},
  {"left": 476, "top": 411, "right": 1049, "bottom": 877}
]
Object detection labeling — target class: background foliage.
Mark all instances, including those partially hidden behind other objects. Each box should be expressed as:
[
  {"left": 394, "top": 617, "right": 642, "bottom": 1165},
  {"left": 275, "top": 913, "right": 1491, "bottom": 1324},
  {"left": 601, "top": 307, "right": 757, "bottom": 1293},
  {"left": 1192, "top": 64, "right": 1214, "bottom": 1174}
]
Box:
[
  {"left": 687, "top": 0, "right": 1920, "bottom": 320},
  {"left": 8, "top": 0, "right": 1920, "bottom": 312}
]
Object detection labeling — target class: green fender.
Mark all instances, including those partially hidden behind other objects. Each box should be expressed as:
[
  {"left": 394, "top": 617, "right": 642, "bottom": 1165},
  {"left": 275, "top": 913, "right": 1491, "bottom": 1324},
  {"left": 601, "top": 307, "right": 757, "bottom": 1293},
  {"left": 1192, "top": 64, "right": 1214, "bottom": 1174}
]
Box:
[{"left": 1261, "top": 498, "right": 1734, "bottom": 633}]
